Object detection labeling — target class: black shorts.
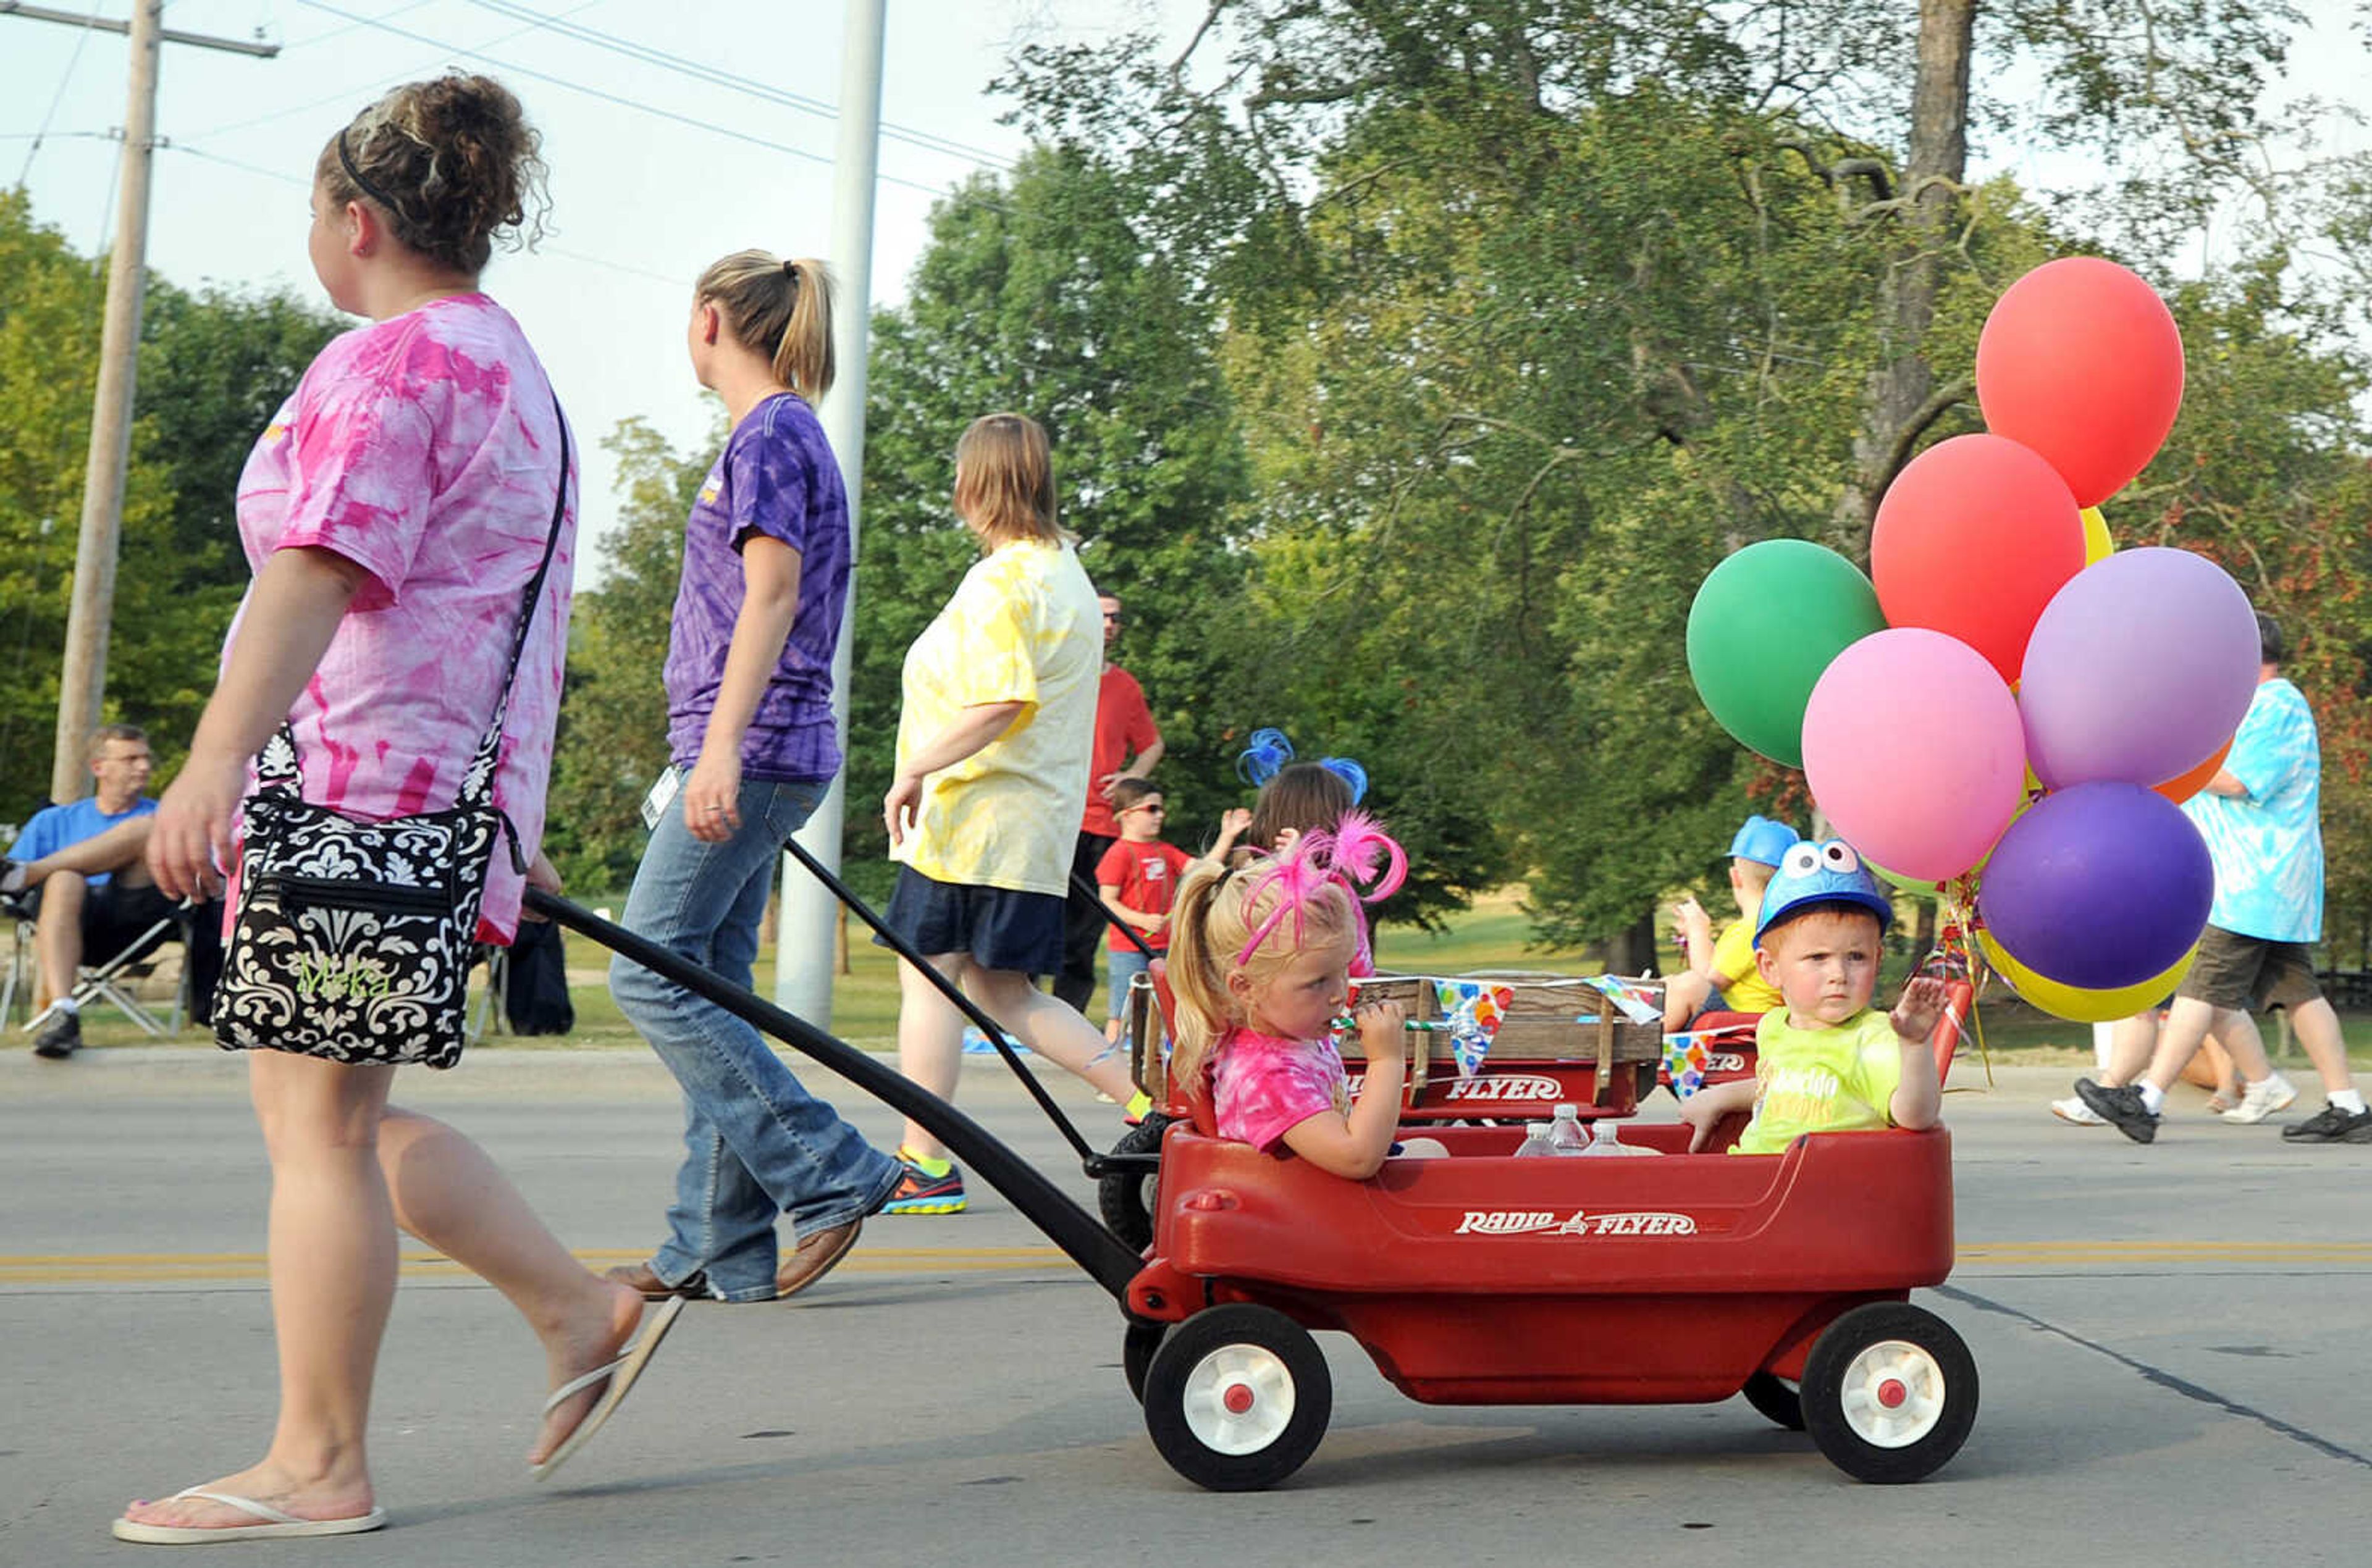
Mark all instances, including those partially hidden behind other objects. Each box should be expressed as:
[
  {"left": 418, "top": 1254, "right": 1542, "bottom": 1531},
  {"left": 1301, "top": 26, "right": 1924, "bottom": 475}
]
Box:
[
  {"left": 2176, "top": 924, "right": 2324, "bottom": 1012},
  {"left": 876, "top": 866, "right": 1068, "bottom": 976},
  {"left": 25, "top": 878, "right": 180, "bottom": 961}
]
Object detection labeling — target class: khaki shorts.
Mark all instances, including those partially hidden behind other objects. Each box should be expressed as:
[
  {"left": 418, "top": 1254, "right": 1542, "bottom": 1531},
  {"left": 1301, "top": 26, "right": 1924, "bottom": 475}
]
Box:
[{"left": 2176, "top": 925, "right": 2323, "bottom": 1012}]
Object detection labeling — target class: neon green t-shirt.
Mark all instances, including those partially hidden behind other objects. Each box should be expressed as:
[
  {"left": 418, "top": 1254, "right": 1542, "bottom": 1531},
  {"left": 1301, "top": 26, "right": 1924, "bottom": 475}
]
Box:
[
  {"left": 1709, "top": 918, "right": 1786, "bottom": 1013},
  {"left": 892, "top": 539, "right": 1101, "bottom": 895},
  {"left": 1735, "top": 1007, "right": 1904, "bottom": 1155}
]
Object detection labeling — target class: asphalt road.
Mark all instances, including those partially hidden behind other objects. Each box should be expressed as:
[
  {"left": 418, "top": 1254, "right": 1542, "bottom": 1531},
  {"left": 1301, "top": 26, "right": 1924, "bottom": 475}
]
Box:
[{"left": 4, "top": 1044, "right": 2367, "bottom": 1566}]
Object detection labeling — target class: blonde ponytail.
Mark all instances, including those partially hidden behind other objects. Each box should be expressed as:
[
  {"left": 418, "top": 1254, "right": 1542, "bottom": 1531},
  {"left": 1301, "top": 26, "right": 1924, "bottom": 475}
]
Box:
[
  {"left": 778, "top": 256, "right": 835, "bottom": 400},
  {"left": 1164, "top": 859, "right": 1237, "bottom": 1089},
  {"left": 692, "top": 250, "right": 836, "bottom": 401}
]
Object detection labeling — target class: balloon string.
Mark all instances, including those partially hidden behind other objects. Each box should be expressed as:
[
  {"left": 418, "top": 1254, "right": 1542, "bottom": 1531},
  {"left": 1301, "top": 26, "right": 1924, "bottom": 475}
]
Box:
[{"left": 1938, "top": 891, "right": 1996, "bottom": 1091}]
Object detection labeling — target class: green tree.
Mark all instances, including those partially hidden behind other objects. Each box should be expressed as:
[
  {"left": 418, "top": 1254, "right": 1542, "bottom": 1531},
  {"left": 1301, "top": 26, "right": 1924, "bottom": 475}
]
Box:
[
  {"left": 1003, "top": 0, "right": 2372, "bottom": 956},
  {"left": 0, "top": 191, "right": 338, "bottom": 813},
  {"left": 542, "top": 417, "right": 708, "bottom": 893}
]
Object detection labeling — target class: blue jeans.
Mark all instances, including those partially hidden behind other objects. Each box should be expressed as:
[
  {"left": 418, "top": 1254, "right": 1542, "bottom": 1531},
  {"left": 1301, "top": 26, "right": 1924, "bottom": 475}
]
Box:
[
  {"left": 610, "top": 777, "right": 902, "bottom": 1302},
  {"left": 1106, "top": 945, "right": 1151, "bottom": 1021}
]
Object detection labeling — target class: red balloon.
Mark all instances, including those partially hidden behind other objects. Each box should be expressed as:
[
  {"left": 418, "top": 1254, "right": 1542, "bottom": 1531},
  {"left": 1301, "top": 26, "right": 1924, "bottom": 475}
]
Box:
[
  {"left": 1976, "top": 258, "right": 2185, "bottom": 508},
  {"left": 1870, "top": 434, "right": 2087, "bottom": 684}
]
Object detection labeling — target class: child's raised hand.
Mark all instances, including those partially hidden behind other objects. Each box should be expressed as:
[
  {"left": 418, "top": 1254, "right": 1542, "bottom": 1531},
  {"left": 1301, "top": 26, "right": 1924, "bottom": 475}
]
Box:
[
  {"left": 1355, "top": 1000, "right": 1408, "bottom": 1069},
  {"left": 1273, "top": 825, "right": 1301, "bottom": 855},
  {"left": 1219, "top": 807, "right": 1251, "bottom": 837},
  {"left": 1671, "top": 894, "right": 1712, "bottom": 956},
  {"left": 1891, "top": 975, "right": 1948, "bottom": 1044}
]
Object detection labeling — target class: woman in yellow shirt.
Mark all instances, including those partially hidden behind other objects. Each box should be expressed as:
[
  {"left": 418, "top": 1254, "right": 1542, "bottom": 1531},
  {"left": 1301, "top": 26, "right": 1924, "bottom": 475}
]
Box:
[{"left": 878, "top": 414, "right": 1145, "bottom": 1214}]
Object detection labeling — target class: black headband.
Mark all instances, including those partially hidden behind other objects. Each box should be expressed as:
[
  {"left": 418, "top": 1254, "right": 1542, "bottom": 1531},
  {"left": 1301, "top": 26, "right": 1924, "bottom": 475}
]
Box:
[{"left": 336, "top": 127, "right": 403, "bottom": 216}]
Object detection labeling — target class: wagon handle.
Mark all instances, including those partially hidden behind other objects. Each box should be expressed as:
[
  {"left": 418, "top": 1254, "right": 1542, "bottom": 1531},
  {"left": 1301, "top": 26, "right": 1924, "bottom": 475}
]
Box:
[
  {"left": 524, "top": 887, "right": 1146, "bottom": 1301},
  {"left": 779, "top": 839, "right": 1102, "bottom": 1165}
]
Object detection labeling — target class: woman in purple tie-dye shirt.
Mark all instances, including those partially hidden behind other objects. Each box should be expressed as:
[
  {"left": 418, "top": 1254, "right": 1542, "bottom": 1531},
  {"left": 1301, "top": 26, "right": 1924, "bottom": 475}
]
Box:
[{"left": 602, "top": 253, "right": 901, "bottom": 1309}]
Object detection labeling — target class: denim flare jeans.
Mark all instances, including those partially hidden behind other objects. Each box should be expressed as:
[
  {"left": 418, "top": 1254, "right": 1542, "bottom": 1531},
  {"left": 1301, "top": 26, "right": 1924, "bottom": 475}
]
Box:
[{"left": 611, "top": 776, "right": 902, "bottom": 1301}]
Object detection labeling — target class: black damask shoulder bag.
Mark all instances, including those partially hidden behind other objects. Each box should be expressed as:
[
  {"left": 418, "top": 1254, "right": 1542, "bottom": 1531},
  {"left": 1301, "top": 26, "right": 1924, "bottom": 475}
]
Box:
[{"left": 213, "top": 410, "right": 570, "bottom": 1070}]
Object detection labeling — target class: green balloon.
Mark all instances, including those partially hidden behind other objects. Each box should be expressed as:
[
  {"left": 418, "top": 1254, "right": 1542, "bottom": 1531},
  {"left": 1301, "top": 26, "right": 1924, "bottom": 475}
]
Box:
[{"left": 1686, "top": 539, "right": 1886, "bottom": 768}]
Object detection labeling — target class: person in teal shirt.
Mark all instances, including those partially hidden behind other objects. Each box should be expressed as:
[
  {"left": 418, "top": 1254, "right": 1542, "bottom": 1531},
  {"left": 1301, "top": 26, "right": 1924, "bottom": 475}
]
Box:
[
  {"left": 1678, "top": 839, "right": 1946, "bottom": 1154},
  {"left": 2077, "top": 613, "right": 2370, "bottom": 1144}
]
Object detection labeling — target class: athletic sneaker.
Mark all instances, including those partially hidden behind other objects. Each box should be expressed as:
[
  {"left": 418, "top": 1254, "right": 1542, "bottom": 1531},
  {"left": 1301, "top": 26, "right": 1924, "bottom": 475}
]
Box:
[
  {"left": 2051, "top": 1095, "right": 2106, "bottom": 1126},
  {"left": 31, "top": 1010, "right": 80, "bottom": 1060},
  {"left": 2075, "top": 1078, "right": 2159, "bottom": 1144},
  {"left": 2217, "top": 1072, "right": 2298, "bottom": 1125},
  {"left": 881, "top": 1159, "right": 967, "bottom": 1215},
  {"left": 2279, "top": 1102, "right": 2372, "bottom": 1144}
]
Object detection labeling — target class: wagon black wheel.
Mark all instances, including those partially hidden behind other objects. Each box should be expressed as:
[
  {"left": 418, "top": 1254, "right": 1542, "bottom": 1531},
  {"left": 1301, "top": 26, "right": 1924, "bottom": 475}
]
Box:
[
  {"left": 1740, "top": 1370, "right": 1805, "bottom": 1430},
  {"left": 1098, "top": 1112, "right": 1171, "bottom": 1254},
  {"left": 1142, "top": 1304, "right": 1331, "bottom": 1491},
  {"left": 1800, "top": 1303, "right": 1977, "bottom": 1483},
  {"left": 1122, "top": 1320, "right": 1166, "bottom": 1404}
]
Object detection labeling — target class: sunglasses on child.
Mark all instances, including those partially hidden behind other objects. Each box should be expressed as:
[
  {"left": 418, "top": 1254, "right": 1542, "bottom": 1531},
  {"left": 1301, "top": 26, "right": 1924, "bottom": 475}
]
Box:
[{"left": 1128, "top": 802, "right": 1166, "bottom": 815}]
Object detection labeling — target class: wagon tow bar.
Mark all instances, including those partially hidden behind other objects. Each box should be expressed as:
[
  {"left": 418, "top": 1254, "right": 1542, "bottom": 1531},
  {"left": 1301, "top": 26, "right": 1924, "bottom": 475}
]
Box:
[
  {"left": 776, "top": 839, "right": 1161, "bottom": 1191},
  {"left": 522, "top": 887, "right": 1145, "bottom": 1302}
]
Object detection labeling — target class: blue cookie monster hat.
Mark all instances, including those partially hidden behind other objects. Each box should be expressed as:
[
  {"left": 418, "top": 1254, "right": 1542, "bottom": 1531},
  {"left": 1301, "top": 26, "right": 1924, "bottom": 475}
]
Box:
[
  {"left": 1728, "top": 814, "right": 1801, "bottom": 868},
  {"left": 1753, "top": 839, "right": 1895, "bottom": 947}
]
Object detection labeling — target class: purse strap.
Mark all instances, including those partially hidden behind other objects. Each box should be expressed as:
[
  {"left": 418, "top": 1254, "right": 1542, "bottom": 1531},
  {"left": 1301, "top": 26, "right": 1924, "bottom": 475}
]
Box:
[{"left": 258, "top": 395, "right": 572, "bottom": 808}]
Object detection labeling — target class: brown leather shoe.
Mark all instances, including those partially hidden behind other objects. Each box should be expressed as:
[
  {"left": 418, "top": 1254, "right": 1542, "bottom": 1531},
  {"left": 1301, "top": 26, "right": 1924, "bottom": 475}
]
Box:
[
  {"left": 604, "top": 1262, "right": 709, "bottom": 1301},
  {"left": 775, "top": 1218, "right": 863, "bottom": 1301}
]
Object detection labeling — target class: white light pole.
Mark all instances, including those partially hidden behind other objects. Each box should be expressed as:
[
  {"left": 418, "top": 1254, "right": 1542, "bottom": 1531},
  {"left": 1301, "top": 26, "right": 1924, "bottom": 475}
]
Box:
[{"left": 776, "top": 0, "right": 885, "bottom": 1021}]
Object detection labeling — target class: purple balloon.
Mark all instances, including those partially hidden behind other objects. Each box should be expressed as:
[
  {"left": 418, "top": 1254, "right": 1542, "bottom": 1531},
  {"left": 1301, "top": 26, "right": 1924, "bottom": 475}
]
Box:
[
  {"left": 1977, "top": 782, "right": 2211, "bottom": 991},
  {"left": 2020, "top": 547, "right": 2259, "bottom": 789}
]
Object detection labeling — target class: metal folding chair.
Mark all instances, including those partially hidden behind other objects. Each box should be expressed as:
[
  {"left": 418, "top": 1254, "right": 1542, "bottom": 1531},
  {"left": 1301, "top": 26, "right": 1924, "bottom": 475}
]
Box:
[{"left": 5, "top": 903, "right": 193, "bottom": 1037}]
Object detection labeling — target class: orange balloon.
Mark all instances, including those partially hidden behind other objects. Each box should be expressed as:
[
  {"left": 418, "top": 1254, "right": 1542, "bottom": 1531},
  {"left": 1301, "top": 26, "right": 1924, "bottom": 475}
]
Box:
[{"left": 2155, "top": 739, "right": 2233, "bottom": 804}]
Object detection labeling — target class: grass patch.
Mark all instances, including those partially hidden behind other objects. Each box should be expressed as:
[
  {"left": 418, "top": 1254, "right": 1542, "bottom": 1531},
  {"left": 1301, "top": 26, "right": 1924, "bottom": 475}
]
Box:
[{"left": 53, "top": 887, "right": 2372, "bottom": 1070}]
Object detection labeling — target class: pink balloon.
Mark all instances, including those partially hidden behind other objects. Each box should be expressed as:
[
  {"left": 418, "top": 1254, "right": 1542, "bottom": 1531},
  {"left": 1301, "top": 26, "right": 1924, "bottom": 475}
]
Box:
[{"left": 1803, "top": 628, "right": 2028, "bottom": 882}]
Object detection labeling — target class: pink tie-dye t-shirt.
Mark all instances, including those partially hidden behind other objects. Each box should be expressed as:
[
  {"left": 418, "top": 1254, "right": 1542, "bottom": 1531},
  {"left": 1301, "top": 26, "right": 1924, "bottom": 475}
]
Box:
[
  {"left": 229, "top": 293, "right": 575, "bottom": 944},
  {"left": 1212, "top": 1028, "right": 1354, "bottom": 1156}
]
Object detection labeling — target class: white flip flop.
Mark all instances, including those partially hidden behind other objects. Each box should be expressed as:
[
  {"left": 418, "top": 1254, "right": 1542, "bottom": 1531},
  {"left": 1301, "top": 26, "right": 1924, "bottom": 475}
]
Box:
[
  {"left": 111, "top": 1488, "right": 387, "bottom": 1544},
  {"left": 531, "top": 1294, "right": 688, "bottom": 1482}
]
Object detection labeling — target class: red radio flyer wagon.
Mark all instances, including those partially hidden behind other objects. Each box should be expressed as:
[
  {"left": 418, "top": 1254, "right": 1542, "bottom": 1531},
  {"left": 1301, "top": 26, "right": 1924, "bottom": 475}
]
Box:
[{"left": 531, "top": 857, "right": 1981, "bottom": 1498}]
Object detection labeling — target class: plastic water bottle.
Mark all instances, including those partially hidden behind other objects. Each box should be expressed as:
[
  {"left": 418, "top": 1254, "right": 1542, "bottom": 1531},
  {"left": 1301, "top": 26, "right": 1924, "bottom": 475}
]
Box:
[
  {"left": 1578, "top": 1119, "right": 1660, "bottom": 1157},
  {"left": 1546, "top": 1103, "right": 1589, "bottom": 1155},
  {"left": 1513, "top": 1123, "right": 1558, "bottom": 1158}
]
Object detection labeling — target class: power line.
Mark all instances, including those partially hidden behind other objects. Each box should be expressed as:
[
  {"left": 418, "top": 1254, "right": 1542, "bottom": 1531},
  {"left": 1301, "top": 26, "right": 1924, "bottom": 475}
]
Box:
[
  {"left": 189, "top": 0, "right": 611, "bottom": 140},
  {"left": 460, "top": 0, "right": 1016, "bottom": 170},
  {"left": 288, "top": 0, "right": 970, "bottom": 198},
  {"left": 12, "top": 0, "right": 102, "bottom": 188},
  {"left": 166, "top": 138, "right": 691, "bottom": 290}
]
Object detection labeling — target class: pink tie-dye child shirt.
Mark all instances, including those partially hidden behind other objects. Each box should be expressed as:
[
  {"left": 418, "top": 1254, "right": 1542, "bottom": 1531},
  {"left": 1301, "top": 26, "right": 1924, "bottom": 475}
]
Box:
[
  {"left": 229, "top": 293, "right": 575, "bottom": 943},
  {"left": 1211, "top": 1027, "right": 1355, "bottom": 1156}
]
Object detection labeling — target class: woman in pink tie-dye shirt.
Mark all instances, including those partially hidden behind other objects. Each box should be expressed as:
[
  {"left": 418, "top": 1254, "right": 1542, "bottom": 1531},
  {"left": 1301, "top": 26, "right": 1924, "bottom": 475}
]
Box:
[{"left": 127, "top": 77, "right": 670, "bottom": 1545}]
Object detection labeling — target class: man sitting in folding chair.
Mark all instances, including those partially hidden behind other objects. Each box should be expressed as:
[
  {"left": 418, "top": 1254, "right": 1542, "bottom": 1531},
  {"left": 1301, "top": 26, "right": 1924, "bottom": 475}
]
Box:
[{"left": 3, "top": 724, "right": 215, "bottom": 1059}]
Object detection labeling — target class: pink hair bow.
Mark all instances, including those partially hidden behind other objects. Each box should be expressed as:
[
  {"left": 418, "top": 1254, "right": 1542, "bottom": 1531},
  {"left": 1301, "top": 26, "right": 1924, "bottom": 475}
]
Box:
[{"left": 1234, "top": 810, "right": 1408, "bottom": 970}]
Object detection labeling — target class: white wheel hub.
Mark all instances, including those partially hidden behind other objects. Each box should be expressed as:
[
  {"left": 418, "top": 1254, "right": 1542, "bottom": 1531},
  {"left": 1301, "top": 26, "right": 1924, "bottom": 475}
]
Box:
[
  {"left": 1837, "top": 1338, "right": 1947, "bottom": 1448},
  {"left": 1180, "top": 1343, "right": 1297, "bottom": 1455}
]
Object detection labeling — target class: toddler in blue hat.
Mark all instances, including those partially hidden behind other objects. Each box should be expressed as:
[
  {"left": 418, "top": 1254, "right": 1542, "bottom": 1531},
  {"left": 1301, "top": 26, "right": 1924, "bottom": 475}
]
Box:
[
  {"left": 1678, "top": 839, "right": 1948, "bottom": 1154},
  {"left": 1661, "top": 815, "right": 1800, "bottom": 1031}
]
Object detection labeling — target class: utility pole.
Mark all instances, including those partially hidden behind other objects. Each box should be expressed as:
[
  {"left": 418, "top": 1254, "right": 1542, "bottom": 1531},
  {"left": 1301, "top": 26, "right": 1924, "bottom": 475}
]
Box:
[
  {"left": 775, "top": 0, "right": 885, "bottom": 1023},
  {"left": 0, "top": 2, "right": 279, "bottom": 803}
]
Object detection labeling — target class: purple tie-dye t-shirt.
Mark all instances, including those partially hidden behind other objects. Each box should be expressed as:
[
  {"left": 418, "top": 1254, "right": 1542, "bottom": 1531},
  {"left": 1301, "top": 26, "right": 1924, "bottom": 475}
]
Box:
[
  {"left": 230, "top": 293, "right": 575, "bottom": 944},
  {"left": 662, "top": 392, "right": 850, "bottom": 781}
]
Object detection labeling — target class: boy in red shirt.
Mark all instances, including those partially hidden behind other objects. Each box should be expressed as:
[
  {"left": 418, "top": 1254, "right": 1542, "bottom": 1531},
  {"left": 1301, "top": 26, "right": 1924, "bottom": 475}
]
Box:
[{"left": 1096, "top": 778, "right": 1195, "bottom": 1043}]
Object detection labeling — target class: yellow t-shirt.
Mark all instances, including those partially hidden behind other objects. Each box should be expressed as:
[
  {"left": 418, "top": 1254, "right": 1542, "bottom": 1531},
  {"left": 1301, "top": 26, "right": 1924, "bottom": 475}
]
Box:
[
  {"left": 1709, "top": 918, "right": 1785, "bottom": 1013},
  {"left": 892, "top": 540, "right": 1100, "bottom": 895},
  {"left": 1735, "top": 1007, "right": 1904, "bottom": 1155}
]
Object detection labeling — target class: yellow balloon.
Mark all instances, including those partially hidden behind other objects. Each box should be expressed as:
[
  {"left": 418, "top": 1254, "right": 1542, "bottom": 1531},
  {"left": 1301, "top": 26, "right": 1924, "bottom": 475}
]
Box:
[
  {"left": 2079, "top": 506, "right": 2113, "bottom": 566},
  {"left": 1978, "top": 929, "right": 2194, "bottom": 1024}
]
